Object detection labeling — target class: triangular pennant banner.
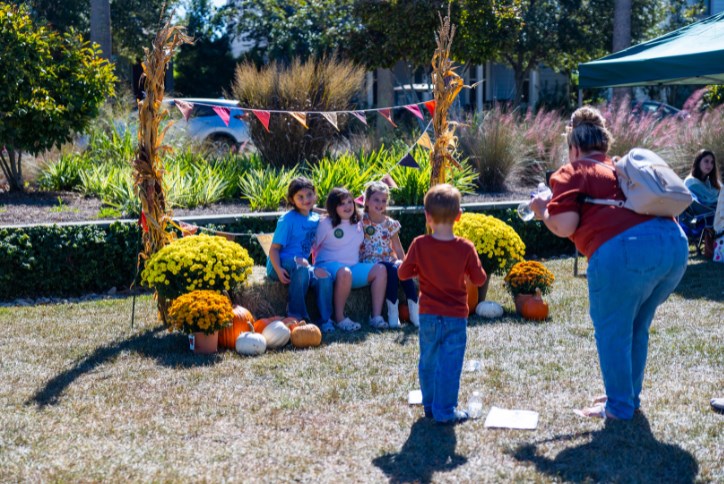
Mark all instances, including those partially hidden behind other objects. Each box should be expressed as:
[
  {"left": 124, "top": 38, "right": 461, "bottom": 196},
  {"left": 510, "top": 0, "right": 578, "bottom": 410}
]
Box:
[
  {"left": 179, "top": 221, "right": 199, "bottom": 237},
  {"left": 212, "top": 106, "right": 231, "bottom": 126},
  {"left": 175, "top": 99, "right": 193, "bottom": 121},
  {"left": 404, "top": 104, "right": 424, "bottom": 120},
  {"left": 378, "top": 108, "right": 397, "bottom": 127},
  {"left": 417, "top": 131, "right": 433, "bottom": 151},
  {"left": 321, "top": 112, "right": 339, "bottom": 131},
  {"left": 252, "top": 110, "right": 271, "bottom": 132},
  {"left": 354, "top": 194, "right": 365, "bottom": 206},
  {"left": 289, "top": 112, "right": 308, "bottom": 129},
  {"left": 351, "top": 111, "right": 367, "bottom": 125},
  {"left": 424, "top": 100, "right": 436, "bottom": 118},
  {"left": 380, "top": 173, "right": 398, "bottom": 189},
  {"left": 398, "top": 153, "right": 420, "bottom": 169}
]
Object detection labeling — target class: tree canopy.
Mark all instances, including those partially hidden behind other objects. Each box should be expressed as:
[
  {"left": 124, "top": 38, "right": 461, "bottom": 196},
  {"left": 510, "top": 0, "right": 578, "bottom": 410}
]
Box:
[{"left": 0, "top": 3, "right": 116, "bottom": 191}]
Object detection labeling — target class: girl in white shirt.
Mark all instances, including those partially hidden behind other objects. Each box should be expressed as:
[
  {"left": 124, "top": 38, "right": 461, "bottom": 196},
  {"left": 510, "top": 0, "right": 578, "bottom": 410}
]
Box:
[{"left": 314, "top": 187, "right": 388, "bottom": 331}]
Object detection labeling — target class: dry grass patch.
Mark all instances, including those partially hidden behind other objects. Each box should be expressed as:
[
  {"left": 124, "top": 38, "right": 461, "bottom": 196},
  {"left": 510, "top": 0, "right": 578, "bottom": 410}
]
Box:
[{"left": 0, "top": 258, "right": 722, "bottom": 482}]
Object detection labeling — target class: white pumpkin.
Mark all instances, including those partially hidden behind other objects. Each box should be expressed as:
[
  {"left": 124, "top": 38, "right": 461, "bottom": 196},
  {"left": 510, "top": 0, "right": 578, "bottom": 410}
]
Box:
[
  {"left": 475, "top": 301, "right": 504, "bottom": 318},
  {"left": 235, "top": 332, "right": 266, "bottom": 356},
  {"left": 262, "top": 320, "right": 291, "bottom": 349}
]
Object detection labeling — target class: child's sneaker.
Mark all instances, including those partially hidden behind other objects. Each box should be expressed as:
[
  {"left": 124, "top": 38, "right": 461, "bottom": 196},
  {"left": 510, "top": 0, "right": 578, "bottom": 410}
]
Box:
[
  {"left": 320, "top": 320, "right": 336, "bottom": 333},
  {"left": 336, "top": 317, "right": 361, "bottom": 332},
  {"left": 369, "top": 315, "right": 389, "bottom": 329}
]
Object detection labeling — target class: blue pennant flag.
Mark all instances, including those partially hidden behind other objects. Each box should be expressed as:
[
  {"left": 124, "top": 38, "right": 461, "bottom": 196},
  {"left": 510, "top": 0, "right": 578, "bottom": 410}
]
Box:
[{"left": 398, "top": 153, "right": 420, "bottom": 169}]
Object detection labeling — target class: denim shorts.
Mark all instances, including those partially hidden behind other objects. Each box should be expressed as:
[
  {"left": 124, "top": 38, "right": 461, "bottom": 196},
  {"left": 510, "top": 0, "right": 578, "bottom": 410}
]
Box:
[{"left": 315, "top": 261, "right": 376, "bottom": 288}]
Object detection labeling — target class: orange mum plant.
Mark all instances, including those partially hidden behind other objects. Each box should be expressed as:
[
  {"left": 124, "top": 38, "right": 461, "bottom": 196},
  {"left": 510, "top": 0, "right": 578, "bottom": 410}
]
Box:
[{"left": 504, "top": 261, "right": 555, "bottom": 297}]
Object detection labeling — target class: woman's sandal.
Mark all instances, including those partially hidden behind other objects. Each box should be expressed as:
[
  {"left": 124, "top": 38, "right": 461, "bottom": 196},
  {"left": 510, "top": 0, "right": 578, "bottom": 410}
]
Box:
[
  {"left": 574, "top": 402, "right": 619, "bottom": 420},
  {"left": 369, "top": 316, "right": 389, "bottom": 329}
]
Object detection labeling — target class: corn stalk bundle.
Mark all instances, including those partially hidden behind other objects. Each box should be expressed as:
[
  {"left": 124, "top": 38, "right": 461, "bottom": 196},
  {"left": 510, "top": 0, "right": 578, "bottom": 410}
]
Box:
[
  {"left": 133, "top": 21, "right": 192, "bottom": 323},
  {"left": 430, "top": 10, "right": 465, "bottom": 187}
]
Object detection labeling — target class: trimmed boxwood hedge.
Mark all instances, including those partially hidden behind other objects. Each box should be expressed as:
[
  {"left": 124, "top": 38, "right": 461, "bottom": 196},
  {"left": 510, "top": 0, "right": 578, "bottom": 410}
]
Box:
[{"left": 0, "top": 209, "right": 573, "bottom": 301}]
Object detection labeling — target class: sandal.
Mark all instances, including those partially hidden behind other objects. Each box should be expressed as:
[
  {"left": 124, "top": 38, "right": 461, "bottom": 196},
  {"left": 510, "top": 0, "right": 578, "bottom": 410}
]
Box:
[
  {"left": 336, "top": 317, "right": 361, "bottom": 332},
  {"left": 320, "top": 320, "right": 336, "bottom": 333},
  {"left": 369, "top": 315, "right": 389, "bottom": 329},
  {"left": 573, "top": 403, "right": 619, "bottom": 419}
]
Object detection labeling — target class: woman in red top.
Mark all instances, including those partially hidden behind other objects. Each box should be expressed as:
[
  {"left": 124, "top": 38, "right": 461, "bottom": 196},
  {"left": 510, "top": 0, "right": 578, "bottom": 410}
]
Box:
[{"left": 530, "top": 106, "right": 688, "bottom": 420}]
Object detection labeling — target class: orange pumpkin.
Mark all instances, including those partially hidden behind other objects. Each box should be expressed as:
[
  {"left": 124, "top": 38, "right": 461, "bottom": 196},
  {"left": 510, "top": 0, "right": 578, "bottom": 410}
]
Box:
[
  {"left": 218, "top": 305, "right": 254, "bottom": 350},
  {"left": 399, "top": 302, "right": 410, "bottom": 323},
  {"left": 465, "top": 277, "right": 478, "bottom": 315},
  {"left": 521, "top": 288, "right": 549, "bottom": 321},
  {"left": 253, "top": 315, "right": 283, "bottom": 333}
]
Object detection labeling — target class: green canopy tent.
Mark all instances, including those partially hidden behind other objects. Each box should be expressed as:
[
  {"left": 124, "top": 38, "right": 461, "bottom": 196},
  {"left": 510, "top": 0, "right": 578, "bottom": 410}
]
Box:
[{"left": 579, "top": 12, "right": 724, "bottom": 88}]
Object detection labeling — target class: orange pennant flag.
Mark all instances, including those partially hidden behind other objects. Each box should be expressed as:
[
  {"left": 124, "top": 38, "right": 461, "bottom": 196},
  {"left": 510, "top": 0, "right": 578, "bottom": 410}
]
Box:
[
  {"left": 424, "top": 100, "right": 436, "bottom": 118},
  {"left": 321, "top": 112, "right": 339, "bottom": 131},
  {"left": 378, "top": 108, "right": 397, "bottom": 128},
  {"left": 252, "top": 110, "right": 271, "bottom": 132},
  {"left": 417, "top": 131, "right": 433, "bottom": 151},
  {"left": 404, "top": 104, "right": 424, "bottom": 120},
  {"left": 289, "top": 112, "right": 308, "bottom": 129}
]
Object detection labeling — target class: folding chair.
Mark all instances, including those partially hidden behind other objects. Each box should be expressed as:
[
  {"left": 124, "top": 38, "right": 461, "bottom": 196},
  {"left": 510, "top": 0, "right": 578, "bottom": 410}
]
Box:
[{"left": 677, "top": 195, "right": 715, "bottom": 255}]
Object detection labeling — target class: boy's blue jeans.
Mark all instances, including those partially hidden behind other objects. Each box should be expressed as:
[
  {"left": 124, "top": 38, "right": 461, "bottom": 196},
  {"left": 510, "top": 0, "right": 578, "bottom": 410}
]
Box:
[
  {"left": 418, "top": 314, "right": 467, "bottom": 422},
  {"left": 266, "top": 259, "right": 333, "bottom": 324},
  {"left": 587, "top": 218, "right": 688, "bottom": 419}
]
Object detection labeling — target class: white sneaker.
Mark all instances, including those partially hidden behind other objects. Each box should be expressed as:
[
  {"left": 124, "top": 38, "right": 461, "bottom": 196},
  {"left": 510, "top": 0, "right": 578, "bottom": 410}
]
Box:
[
  {"left": 408, "top": 300, "right": 420, "bottom": 327},
  {"left": 386, "top": 299, "right": 401, "bottom": 328}
]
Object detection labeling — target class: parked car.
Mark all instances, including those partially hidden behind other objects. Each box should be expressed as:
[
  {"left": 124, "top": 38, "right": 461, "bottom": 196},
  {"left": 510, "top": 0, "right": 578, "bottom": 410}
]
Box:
[
  {"left": 631, "top": 100, "right": 689, "bottom": 120},
  {"left": 164, "top": 98, "right": 251, "bottom": 154}
]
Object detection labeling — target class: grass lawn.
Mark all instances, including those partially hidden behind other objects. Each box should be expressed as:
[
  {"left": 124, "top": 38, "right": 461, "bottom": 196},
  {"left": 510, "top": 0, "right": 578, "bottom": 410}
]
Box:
[{"left": 1, "top": 257, "right": 722, "bottom": 482}]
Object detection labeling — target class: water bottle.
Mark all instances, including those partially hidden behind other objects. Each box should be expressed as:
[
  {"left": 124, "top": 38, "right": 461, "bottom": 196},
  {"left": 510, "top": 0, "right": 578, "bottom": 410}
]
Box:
[
  {"left": 517, "top": 182, "right": 552, "bottom": 222},
  {"left": 467, "top": 391, "right": 484, "bottom": 419}
]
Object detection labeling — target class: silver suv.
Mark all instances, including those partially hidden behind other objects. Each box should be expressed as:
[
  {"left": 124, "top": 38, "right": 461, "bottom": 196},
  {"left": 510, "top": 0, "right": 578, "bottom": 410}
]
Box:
[{"left": 165, "top": 98, "right": 251, "bottom": 154}]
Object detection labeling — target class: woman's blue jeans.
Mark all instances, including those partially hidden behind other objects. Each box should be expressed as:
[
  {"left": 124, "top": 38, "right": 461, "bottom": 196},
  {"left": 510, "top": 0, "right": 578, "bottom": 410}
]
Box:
[
  {"left": 380, "top": 261, "right": 418, "bottom": 303},
  {"left": 418, "top": 314, "right": 467, "bottom": 422},
  {"left": 266, "top": 259, "right": 333, "bottom": 324},
  {"left": 587, "top": 218, "right": 688, "bottom": 419}
]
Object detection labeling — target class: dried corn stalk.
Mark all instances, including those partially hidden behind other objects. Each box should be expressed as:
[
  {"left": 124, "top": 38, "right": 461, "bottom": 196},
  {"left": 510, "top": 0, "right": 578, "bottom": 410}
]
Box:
[
  {"left": 134, "top": 22, "right": 192, "bottom": 323},
  {"left": 430, "top": 9, "right": 466, "bottom": 187}
]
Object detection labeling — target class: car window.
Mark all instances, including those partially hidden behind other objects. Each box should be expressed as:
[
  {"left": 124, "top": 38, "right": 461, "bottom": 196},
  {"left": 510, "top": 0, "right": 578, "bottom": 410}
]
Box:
[{"left": 193, "top": 105, "right": 217, "bottom": 118}]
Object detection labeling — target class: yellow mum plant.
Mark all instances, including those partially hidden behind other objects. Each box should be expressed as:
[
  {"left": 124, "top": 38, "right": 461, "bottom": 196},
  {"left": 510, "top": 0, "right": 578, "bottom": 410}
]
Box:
[
  {"left": 142, "top": 234, "right": 254, "bottom": 299},
  {"left": 168, "top": 290, "right": 234, "bottom": 334},
  {"left": 504, "top": 261, "right": 555, "bottom": 297},
  {"left": 453, "top": 213, "right": 525, "bottom": 275}
]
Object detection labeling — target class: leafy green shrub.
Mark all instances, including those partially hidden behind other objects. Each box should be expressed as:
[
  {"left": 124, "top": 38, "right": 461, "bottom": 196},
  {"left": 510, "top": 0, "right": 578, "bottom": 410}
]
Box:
[
  {"left": 231, "top": 56, "right": 365, "bottom": 168},
  {"left": 239, "top": 166, "right": 299, "bottom": 211},
  {"left": 37, "top": 153, "right": 92, "bottom": 191},
  {"left": 310, "top": 150, "right": 382, "bottom": 206}
]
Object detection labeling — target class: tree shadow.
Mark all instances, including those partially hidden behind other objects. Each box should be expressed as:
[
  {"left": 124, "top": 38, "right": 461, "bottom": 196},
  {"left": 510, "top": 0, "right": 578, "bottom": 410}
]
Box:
[
  {"left": 372, "top": 418, "right": 467, "bottom": 484},
  {"left": 27, "top": 325, "right": 221, "bottom": 408},
  {"left": 673, "top": 260, "right": 723, "bottom": 302},
  {"left": 512, "top": 413, "right": 699, "bottom": 483}
]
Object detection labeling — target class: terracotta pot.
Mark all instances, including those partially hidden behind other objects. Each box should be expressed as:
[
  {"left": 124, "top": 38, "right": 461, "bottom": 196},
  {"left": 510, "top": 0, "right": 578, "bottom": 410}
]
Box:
[
  {"left": 514, "top": 293, "right": 535, "bottom": 314},
  {"left": 190, "top": 331, "right": 219, "bottom": 354}
]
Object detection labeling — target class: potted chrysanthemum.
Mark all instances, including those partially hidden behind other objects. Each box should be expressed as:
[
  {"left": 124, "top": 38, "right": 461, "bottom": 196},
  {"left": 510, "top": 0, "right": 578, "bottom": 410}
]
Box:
[
  {"left": 504, "top": 260, "right": 555, "bottom": 314},
  {"left": 168, "top": 290, "right": 235, "bottom": 354}
]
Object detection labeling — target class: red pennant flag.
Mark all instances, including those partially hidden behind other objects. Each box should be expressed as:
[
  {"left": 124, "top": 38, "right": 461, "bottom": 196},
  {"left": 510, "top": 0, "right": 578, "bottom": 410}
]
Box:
[
  {"left": 139, "top": 212, "right": 148, "bottom": 233},
  {"left": 252, "top": 110, "right": 271, "bottom": 132},
  {"left": 424, "top": 100, "right": 436, "bottom": 118},
  {"left": 404, "top": 104, "right": 424, "bottom": 120},
  {"left": 351, "top": 111, "right": 367, "bottom": 125},
  {"left": 321, "top": 112, "right": 339, "bottom": 131},
  {"left": 378, "top": 108, "right": 397, "bottom": 128},
  {"left": 212, "top": 106, "right": 231, "bottom": 126},
  {"left": 175, "top": 100, "right": 193, "bottom": 121},
  {"left": 354, "top": 194, "right": 365, "bottom": 206}
]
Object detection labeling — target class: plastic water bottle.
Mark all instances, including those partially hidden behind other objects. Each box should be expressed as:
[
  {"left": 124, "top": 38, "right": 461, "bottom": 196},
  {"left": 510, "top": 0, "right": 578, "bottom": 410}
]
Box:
[
  {"left": 517, "top": 182, "right": 552, "bottom": 222},
  {"left": 467, "top": 391, "right": 484, "bottom": 419}
]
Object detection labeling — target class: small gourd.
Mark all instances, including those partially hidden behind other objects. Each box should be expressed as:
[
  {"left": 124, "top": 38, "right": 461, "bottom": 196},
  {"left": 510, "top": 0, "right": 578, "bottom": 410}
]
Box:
[
  {"left": 262, "top": 320, "right": 291, "bottom": 349},
  {"left": 290, "top": 323, "right": 322, "bottom": 348},
  {"left": 235, "top": 322, "right": 266, "bottom": 356},
  {"left": 521, "top": 288, "right": 549, "bottom": 321},
  {"left": 475, "top": 301, "right": 504, "bottom": 319},
  {"left": 398, "top": 303, "right": 410, "bottom": 323},
  {"left": 283, "top": 317, "right": 303, "bottom": 333},
  {"left": 218, "top": 305, "right": 254, "bottom": 350}
]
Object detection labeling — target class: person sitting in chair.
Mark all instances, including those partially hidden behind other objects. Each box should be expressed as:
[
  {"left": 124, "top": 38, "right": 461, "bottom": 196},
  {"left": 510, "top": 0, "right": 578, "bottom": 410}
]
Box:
[{"left": 684, "top": 150, "right": 720, "bottom": 214}]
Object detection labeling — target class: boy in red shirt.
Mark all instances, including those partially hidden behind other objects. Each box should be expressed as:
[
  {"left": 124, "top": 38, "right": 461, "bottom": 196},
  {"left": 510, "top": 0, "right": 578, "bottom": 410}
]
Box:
[{"left": 399, "top": 184, "right": 487, "bottom": 424}]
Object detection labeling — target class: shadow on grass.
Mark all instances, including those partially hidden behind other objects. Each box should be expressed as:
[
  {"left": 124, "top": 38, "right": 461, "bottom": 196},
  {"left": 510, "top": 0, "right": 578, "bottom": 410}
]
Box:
[
  {"left": 512, "top": 413, "right": 698, "bottom": 482},
  {"left": 372, "top": 418, "right": 467, "bottom": 484},
  {"left": 673, "top": 259, "right": 723, "bottom": 302},
  {"left": 27, "top": 325, "right": 221, "bottom": 408}
]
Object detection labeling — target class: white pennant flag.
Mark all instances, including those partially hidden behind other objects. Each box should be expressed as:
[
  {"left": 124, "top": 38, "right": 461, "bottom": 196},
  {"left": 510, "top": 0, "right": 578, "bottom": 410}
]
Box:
[{"left": 321, "top": 112, "right": 339, "bottom": 131}]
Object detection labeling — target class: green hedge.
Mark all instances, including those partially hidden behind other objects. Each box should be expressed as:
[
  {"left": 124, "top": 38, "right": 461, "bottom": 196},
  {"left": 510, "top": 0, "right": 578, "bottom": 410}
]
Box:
[{"left": 0, "top": 209, "right": 573, "bottom": 301}]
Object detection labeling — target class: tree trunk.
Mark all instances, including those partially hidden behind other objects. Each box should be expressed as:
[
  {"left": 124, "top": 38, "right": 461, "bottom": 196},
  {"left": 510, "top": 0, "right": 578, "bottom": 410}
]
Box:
[
  {"left": 612, "top": 0, "right": 632, "bottom": 102},
  {"left": 90, "top": 0, "right": 112, "bottom": 60},
  {"left": 513, "top": 66, "right": 530, "bottom": 107},
  {"left": 0, "top": 148, "right": 24, "bottom": 192}
]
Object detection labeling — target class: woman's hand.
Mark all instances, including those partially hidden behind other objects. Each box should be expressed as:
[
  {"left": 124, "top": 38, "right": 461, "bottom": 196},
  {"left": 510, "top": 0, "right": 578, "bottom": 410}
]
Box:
[{"left": 530, "top": 192, "right": 552, "bottom": 220}]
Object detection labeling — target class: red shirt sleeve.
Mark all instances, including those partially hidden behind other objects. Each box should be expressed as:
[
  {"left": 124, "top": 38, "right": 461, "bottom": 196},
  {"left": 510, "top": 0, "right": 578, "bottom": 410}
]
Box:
[
  {"left": 398, "top": 237, "right": 419, "bottom": 280},
  {"left": 465, "top": 243, "right": 487, "bottom": 286}
]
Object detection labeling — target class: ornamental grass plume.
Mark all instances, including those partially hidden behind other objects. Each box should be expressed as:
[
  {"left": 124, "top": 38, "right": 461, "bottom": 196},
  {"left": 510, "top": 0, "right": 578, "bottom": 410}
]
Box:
[
  {"left": 453, "top": 213, "right": 525, "bottom": 275},
  {"left": 141, "top": 234, "right": 254, "bottom": 299},
  {"left": 168, "top": 290, "right": 234, "bottom": 334},
  {"left": 504, "top": 260, "right": 555, "bottom": 297}
]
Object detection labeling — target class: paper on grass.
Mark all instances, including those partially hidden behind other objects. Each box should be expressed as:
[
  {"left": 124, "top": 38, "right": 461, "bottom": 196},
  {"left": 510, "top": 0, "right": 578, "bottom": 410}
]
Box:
[
  {"left": 408, "top": 390, "right": 422, "bottom": 405},
  {"left": 484, "top": 406, "right": 539, "bottom": 430}
]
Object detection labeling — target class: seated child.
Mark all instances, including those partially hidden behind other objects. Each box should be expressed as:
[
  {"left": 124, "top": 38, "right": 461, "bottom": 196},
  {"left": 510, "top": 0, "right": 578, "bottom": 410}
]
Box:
[
  {"left": 398, "top": 184, "right": 487, "bottom": 425},
  {"left": 313, "top": 187, "right": 388, "bottom": 331},
  {"left": 361, "top": 180, "right": 419, "bottom": 328},
  {"left": 266, "top": 177, "right": 333, "bottom": 328}
]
